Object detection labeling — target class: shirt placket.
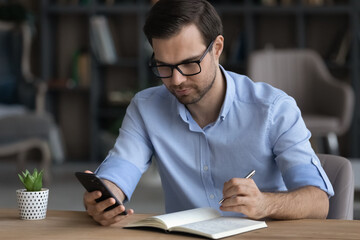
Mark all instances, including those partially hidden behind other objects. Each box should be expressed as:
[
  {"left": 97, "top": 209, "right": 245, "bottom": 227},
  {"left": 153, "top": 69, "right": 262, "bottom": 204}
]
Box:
[{"left": 200, "top": 132, "right": 219, "bottom": 209}]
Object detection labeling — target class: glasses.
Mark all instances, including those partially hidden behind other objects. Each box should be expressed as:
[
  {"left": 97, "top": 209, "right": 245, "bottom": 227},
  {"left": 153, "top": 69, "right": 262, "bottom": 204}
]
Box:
[{"left": 149, "top": 40, "right": 215, "bottom": 78}]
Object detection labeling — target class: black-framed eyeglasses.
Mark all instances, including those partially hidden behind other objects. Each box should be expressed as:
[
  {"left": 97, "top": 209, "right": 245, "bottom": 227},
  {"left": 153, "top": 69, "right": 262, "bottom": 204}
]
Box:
[{"left": 149, "top": 40, "right": 215, "bottom": 78}]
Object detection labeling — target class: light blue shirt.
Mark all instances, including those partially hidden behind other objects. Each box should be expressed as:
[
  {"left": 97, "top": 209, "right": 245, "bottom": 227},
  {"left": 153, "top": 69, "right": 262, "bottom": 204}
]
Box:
[{"left": 96, "top": 66, "right": 334, "bottom": 216}]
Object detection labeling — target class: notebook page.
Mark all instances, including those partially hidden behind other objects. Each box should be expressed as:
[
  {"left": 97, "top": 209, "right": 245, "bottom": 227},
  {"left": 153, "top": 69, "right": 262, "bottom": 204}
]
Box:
[
  {"left": 176, "top": 217, "right": 267, "bottom": 238},
  {"left": 154, "top": 208, "right": 221, "bottom": 229}
]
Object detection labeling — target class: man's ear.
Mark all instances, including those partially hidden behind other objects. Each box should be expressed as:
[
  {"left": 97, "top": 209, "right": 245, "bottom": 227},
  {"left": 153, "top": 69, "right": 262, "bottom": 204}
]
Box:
[{"left": 213, "top": 35, "right": 224, "bottom": 60}]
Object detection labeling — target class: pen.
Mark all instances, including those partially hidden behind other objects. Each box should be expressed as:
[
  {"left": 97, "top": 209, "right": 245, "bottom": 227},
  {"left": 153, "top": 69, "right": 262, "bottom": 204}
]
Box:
[{"left": 218, "top": 170, "right": 256, "bottom": 204}]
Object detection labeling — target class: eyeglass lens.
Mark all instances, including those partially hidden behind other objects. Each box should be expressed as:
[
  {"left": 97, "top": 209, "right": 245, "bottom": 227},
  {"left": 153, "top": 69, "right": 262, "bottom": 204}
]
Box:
[{"left": 153, "top": 62, "right": 201, "bottom": 78}]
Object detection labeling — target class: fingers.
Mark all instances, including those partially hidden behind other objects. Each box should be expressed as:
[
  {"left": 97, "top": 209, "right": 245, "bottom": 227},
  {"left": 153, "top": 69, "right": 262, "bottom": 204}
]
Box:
[
  {"left": 84, "top": 190, "right": 101, "bottom": 205},
  {"left": 85, "top": 194, "right": 118, "bottom": 215},
  {"left": 81, "top": 171, "right": 130, "bottom": 226},
  {"left": 83, "top": 190, "right": 131, "bottom": 226},
  {"left": 220, "top": 196, "right": 263, "bottom": 220},
  {"left": 220, "top": 195, "right": 250, "bottom": 207},
  {"left": 220, "top": 195, "right": 252, "bottom": 218},
  {"left": 94, "top": 205, "right": 133, "bottom": 226},
  {"left": 220, "top": 178, "right": 268, "bottom": 219},
  {"left": 95, "top": 197, "right": 118, "bottom": 213},
  {"left": 220, "top": 204, "right": 251, "bottom": 218},
  {"left": 222, "top": 178, "right": 254, "bottom": 200}
]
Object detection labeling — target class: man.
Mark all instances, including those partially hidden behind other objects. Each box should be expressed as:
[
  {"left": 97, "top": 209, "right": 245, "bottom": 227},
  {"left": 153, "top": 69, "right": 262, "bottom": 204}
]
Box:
[{"left": 84, "top": 0, "right": 334, "bottom": 226}]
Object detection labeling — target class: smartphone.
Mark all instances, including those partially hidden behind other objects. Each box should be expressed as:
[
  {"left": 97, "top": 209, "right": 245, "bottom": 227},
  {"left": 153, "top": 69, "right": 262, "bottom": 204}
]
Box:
[{"left": 75, "top": 172, "right": 127, "bottom": 215}]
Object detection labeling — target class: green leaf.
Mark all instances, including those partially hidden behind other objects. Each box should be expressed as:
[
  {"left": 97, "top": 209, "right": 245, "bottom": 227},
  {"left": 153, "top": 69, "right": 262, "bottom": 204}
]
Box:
[
  {"left": 33, "top": 173, "right": 43, "bottom": 191},
  {"left": 24, "top": 175, "right": 34, "bottom": 191},
  {"left": 18, "top": 174, "right": 24, "bottom": 185},
  {"left": 28, "top": 174, "right": 35, "bottom": 184},
  {"left": 18, "top": 168, "right": 45, "bottom": 191}
]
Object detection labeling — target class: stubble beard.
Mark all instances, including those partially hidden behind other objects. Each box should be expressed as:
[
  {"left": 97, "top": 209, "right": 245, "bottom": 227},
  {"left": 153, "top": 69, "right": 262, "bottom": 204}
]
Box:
[{"left": 171, "top": 66, "right": 217, "bottom": 105}]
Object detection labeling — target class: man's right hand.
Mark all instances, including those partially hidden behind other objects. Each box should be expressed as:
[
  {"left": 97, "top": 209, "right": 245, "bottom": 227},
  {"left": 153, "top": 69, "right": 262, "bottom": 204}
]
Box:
[{"left": 83, "top": 170, "right": 134, "bottom": 226}]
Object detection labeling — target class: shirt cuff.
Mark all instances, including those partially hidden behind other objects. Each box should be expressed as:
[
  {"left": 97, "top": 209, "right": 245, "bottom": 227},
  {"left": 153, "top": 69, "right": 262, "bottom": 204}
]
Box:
[
  {"left": 282, "top": 158, "right": 334, "bottom": 197},
  {"left": 95, "top": 156, "right": 142, "bottom": 201}
]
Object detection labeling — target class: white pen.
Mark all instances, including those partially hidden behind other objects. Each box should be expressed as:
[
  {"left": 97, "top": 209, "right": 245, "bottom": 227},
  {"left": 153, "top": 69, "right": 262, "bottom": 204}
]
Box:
[{"left": 218, "top": 170, "right": 256, "bottom": 204}]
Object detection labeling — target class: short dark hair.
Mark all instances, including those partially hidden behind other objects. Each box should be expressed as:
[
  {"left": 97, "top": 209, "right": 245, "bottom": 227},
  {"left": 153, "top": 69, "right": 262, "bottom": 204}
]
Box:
[{"left": 143, "top": 0, "right": 223, "bottom": 46}]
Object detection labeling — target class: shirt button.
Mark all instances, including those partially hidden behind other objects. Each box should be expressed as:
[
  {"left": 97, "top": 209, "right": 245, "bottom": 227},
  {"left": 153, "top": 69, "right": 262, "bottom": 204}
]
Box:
[
  {"left": 203, "top": 166, "right": 209, "bottom": 171},
  {"left": 312, "top": 159, "right": 319, "bottom": 165},
  {"left": 209, "top": 194, "right": 215, "bottom": 199}
]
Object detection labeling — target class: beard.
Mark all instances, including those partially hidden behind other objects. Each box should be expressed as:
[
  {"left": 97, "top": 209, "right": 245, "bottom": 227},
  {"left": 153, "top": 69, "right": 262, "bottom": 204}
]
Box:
[{"left": 168, "top": 65, "right": 217, "bottom": 105}]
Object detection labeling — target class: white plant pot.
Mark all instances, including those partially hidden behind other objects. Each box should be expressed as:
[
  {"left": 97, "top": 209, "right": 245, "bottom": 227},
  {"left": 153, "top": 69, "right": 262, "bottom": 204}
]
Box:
[{"left": 16, "top": 188, "right": 49, "bottom": 220}]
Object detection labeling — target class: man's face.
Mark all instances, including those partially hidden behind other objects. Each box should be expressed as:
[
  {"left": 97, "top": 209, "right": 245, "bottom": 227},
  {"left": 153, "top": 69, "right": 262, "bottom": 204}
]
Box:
[{"left": 152, "top": 24, "right": 218, "bottom": 105}]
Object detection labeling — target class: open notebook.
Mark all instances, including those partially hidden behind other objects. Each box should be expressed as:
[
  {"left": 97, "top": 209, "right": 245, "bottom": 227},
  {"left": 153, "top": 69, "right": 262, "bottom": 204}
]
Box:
[{"left": 126, "top": 208, "right": 267, "bottom": 239}]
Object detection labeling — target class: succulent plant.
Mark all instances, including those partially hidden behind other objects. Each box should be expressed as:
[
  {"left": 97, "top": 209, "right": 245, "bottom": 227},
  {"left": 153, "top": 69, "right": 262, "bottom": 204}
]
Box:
[{"left": 18, "top": 169, "right": 44, "bottom": 191}]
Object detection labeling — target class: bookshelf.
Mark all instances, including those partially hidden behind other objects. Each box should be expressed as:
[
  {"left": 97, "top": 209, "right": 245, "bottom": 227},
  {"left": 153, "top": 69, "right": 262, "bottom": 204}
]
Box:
[
  {"left": 40, "top": 0, "right": 152, "bottom": 161},
  {"left": 40, "top": 0, "right": 360, "bottom": 161}
]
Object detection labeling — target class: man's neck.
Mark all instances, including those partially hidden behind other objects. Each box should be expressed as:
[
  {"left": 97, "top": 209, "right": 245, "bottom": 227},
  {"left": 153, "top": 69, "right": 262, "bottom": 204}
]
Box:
[{"left": 187, "top": 68, "right": 226, "bottom": 128}]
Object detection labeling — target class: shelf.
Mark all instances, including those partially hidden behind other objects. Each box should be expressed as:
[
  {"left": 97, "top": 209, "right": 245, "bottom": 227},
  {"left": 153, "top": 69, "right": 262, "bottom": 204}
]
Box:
[
  {"left": 47, "top": 5, "right": 92, "bottom": 14},
  {"left": 49, "top": 87, "right": 90, "bottom": 93},
  {"left": 46, "top": 3, "right": 150, "bottom": 15},
  {"left": 99, "top": 58, "right": 138, "bottom": 68},
  {"left": 214, "top": 4, "right": 353, "bottom": 14},
  {"left": 48, "top": 79, "right": 91, "bottom": 93},
  {"left": 301, "top": 6, "right": 351, "bottom": 14},
  {"left": 95, "top": 4, "right": 150, "bottom": 14}
]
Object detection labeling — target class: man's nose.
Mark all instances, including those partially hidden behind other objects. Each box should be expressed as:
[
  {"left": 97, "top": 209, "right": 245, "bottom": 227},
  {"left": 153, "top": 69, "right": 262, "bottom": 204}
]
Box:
[{"left": 171, "top": 68, "right": 187, "bottom": 86}]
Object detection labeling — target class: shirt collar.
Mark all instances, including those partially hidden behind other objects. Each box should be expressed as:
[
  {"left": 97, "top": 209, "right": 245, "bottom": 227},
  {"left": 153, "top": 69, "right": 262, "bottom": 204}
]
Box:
[
  {"left": 176, "top": 65, "right": 236, "bottom": 123},
  {"left": 218, "top": 65, "right": 235, "bottom": 120}
]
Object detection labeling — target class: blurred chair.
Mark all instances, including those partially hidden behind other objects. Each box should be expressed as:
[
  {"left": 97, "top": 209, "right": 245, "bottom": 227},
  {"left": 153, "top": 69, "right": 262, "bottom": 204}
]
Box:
[
  {"left": 248, "top": 49, "right": 355, "bottom": 154},
  {"left": 0, "top": 19, "right": 64, "bottom": 183},
  {"left": 317, "top": 154, "right": 354, "bottom": 220}
]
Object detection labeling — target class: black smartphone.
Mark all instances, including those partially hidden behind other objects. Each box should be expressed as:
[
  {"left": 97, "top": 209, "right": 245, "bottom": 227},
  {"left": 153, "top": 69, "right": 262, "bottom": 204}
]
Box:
[{"left": 75, "top": 172, "right": 127, "bottom": 215}]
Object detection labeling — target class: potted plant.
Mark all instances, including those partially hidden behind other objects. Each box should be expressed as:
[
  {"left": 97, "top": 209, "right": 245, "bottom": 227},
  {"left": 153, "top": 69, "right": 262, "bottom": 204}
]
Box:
[{"left": 16, "top": 169, "right": 49, "bottom": 220}]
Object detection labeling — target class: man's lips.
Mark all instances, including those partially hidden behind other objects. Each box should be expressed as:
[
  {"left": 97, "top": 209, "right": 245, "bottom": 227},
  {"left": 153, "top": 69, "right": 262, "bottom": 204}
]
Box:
[{"left": 174, "top": 88, "right": 191, "bottom": 96}]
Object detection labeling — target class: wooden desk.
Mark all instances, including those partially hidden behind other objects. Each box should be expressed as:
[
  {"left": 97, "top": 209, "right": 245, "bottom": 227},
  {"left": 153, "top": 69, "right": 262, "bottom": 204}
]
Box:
[{"left": 1, "top": 209, "right": 359, "bottom": 240}]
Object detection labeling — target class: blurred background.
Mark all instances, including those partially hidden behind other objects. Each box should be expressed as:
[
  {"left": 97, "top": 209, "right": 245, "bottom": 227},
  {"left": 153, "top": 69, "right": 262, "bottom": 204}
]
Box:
[{"left": 0, "top": 0, "right": 359, "bottom": 219}]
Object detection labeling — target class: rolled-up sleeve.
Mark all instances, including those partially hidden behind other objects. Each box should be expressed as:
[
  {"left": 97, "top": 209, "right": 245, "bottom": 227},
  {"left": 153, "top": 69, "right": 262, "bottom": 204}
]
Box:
[
  {"left": 268, "top": 95, "right": 334, "bottom": 197},
  {"left": 95, "top": 95, "right": 154, "bottom": 201},
  {"left": 95, "top": 155, "right": 142, "bottom": 201}
]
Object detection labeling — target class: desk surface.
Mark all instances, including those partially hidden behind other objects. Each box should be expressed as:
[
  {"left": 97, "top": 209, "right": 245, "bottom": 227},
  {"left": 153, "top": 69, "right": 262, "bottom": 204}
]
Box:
[{"left": 1, "top": 209, "right": 359, "bottom": 240}]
